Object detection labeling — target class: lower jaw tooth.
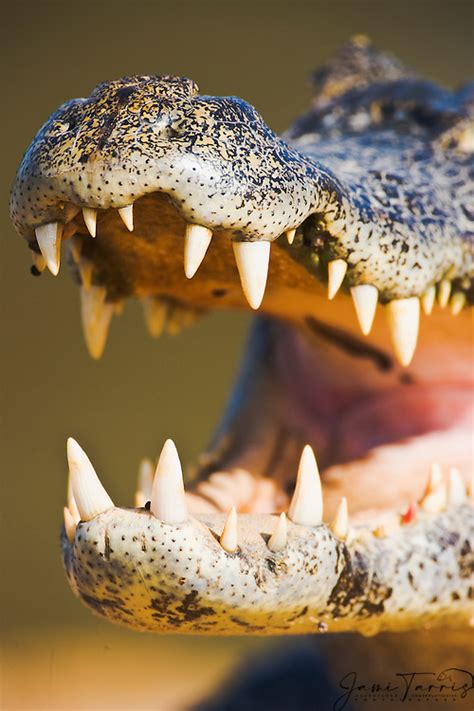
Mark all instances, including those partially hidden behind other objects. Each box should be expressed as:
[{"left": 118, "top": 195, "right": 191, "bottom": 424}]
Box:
[
  {"left": 142, "top": 297, "right": 167, "bottom": 338},
  {"left": 267, "top": 512, "right": 288, "bottom": 551}
]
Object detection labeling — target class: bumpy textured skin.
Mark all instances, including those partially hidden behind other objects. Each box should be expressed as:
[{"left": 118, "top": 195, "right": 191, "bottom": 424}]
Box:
[
  {"left": 10, "top": 39, "right": 473, "bottom": 302},
  {"left": 61, "top": 506, "right": 473, "bottom": 635}
]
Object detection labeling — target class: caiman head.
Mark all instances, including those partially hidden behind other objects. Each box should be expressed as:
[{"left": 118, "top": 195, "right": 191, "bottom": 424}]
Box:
[{"left": 10, "top": 38, "right": 473, "bottom": 636}]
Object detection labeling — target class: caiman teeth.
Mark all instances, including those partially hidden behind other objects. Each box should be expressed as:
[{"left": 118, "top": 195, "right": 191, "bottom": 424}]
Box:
[
  {"left": 437, "top": 278, "right": 451, "bottom": 308},
  {"left": 285, "top": 228, "right": 296, "bottom": 245},
  {"left": 420, "top": 463, "right": 447, "bottom": 513},
  {"left": 135, "top": 457, "right": 154, "bottom": 507},
  {"left": 63, "top": 506, "right": 77, "bottom": 544},
  {"left": 350, "top": 284, "right": 378, "bottom": 335},
  {"left": 30, "top": 250, "right": 46, "bottom": 274},
  {"left": 267, "top": 512, "right": 288, "bottom": 552},
  {"left": 447, "top": 467, "right": 467, "bottom": 505},
  {"left": 35, "top": 222, "right": 62, "bottom": 275},
  {"left": 450, "top": 291, "right": 466, "bottom": 315},
  {"left": 385, "top": 297, "right": 420, "bottom": 367},
  {"left": 421, "top": 285, "right": 436, "bottom": 315},
  {"left": 330, "top": 496, "right": 349, "bottom": 540},
  {"left": 118, "top": 204, "right": 134, "bottom": 231},
  {"left": 80, "top": 285, "right": 114, "bottom": 359},
  {"left": 220, "top": 506, "right": 239, "bottom": 553},
  {"left": 142, "top": 297, "right": 167, "bottom": 338},
  {"left": 327, "top": 259, "right": 347, "bottom": 300},
  {"left": 82, "top": 207, "right": 97, "bottom": 238},
  {"left": 150, "top": 439, "right": 188, "bottom": 524},
  {"left": 232, "top": 240, "right": 271, "bottom": 310},
  {"left": 288, "top": 444, "right": 323, "bottom": 526},
  {"left": 66, "top": 437, "right": 114, "bottom": 521},
  {"left": 184, "top": 224, "right": 213, "bottom": 279},
  {"left": 78, "top": 258, "right": 93, "bottom": 291}
]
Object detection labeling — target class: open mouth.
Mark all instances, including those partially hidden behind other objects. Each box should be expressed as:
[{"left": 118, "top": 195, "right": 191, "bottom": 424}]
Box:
[{"left": 10, "top": 40, "right": 473, "bottom": 636}]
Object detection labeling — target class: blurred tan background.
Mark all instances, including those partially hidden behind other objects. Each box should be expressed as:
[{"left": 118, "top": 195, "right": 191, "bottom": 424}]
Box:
[{"left": 1, "top": 1, "right": 472, "bottom": 708}]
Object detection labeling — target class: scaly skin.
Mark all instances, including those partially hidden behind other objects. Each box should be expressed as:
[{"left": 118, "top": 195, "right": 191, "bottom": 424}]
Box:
[{"left": 10, "top": 37, "right": 474, "bottom": 637}]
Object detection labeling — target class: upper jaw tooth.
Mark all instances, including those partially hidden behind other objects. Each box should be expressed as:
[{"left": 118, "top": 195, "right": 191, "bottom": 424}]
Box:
[
  {"left": 232, "top": 240, "right": 270, "bottom": 310},
  {"left": 82, "top": 207, "right": 97, "bottom": 237},
  {"left": 350, "top": 284, "right": 378, "bottom": 334},
  {"left": 66, "top": 437, "right": 114, "bottom": 521},
  {"left": 285, "top": 229, "right": 296, "bottom": 245},
  {"left": 385, "top": 297, "right": 420, "bottom": 367},
  {"left": 35, "top": 222, "right": 62, "bottom": 275},
  {"left": 327, "top": 259, "right": 347, "bottom": 300},
  {"left": 288, "top": 445, "right": 323, "bottom": 526},
  {"left": 184, "top": 224, "right": 212, "bottom": 278},
  {"left": 150, "top": 439, "right": 188, "bottom": 524},
  {"left": 118, "top": 204, "right": 134, "bottom": 231}
]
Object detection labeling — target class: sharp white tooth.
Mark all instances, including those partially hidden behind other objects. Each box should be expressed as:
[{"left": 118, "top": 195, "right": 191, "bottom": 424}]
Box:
[
  {"left": 66, "top": 437, "right": 114, "bottom": 521},
  {"left": 79, "top": 258, "right": 93, "bottom": 291},
  {"left": 31, "top": 251, "right": 46, "bottom": 273},
  {"left": 328, "top": 259, "right": 347, "bottom": 300},
  {"left": 80, "top": 285, "right": 114, "bottom": 359},
  {"left": 70, "top": 237, "right": 83, "bottom": 264},
  {"left": 450, "top": 292, "right": 466, "bottom": 315},
  {"left": 386, "top": 297, "right": 420, "bottom": 366},
  {"left": 82, "top": 207, "right": 97, "bottom": 238},
  {"left": 118, "top": 204, "right": 134, "bottom": 231},
  {"left": 35, "top": 222, "right": 62, "bottom": 275},
  {"left": 285, "top": 229, "right": 296, "bottom": 245},
  {"left": 420, "top": 463, "right": 447, "bottom": 512},
  {"left": 220, "top": 506, "right": 238, "bottom": 553},
  {"left": 67, "top": 476, "right": 80, "bottom": 524},
  {"left": 421, "top": 285, "right": 436, "bottom": 315},
  {"left": 350, "top": 284, "right": 378, "bottom": 335},
  {"left": 331, "top": 497, "right": 349, "bottom": 540},
  {"left": 142, "top": 297, "right": 167, "bottom": 338},
  {"left": 267, "top": 512, "right": 288, "bottom": 552},
  {"left": 447, "top": 468, "right": 466, "bottom": 505},
  {"left": 438, "top": 279, "right": 451, "bottom": 308},
  {"left": 184, "top": 224, "right": 212, "bottom": 278},
  {"left": 63, "top": 506, "right": 78, "bottom": 544},
  {"left": 150, "top": 439, "right": 188, "bottom": 524},
  {"left": 288, "top": 445, "right": 323, "bottom": 526},
  {"left": 135, "top": 458, "right": 154, "bottom": 507},
  {"left": 232, "top": 240, "right": 270, "bottom": 310}
]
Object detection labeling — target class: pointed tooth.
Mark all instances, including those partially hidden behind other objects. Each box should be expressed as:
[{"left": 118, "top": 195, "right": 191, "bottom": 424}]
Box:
[
  {"left": 288, "top": 445, "right": 323, "bottom": 526},
  {"left": 135, "top": 458, "right": 154, "bottom": 507},
  {"left": 447, "top": 468, "right": 466, "bottom": 505},
  {"left": 450, "top": 292, "right": 466, "bottom": 315},
  {"left": 220, "top": 506, "right": 238, "bottom": 553},
  {"left": 80, "top": 285, "right": 114, "bottom": 359},
  {"left": 327, "top": 259, "right": 347, "bottom": 300},
  {"left": 31, "top": 251, "right": 46, "bottom": 273},
  {"left": 63, "top": 506, "right": 78, "bottom": 543},
  {"left": 438, "top": 279, "right": 451, "bottom": 308},
  {"left": 67, "top": 476, "right": 80, "bottom": 524},
  {"left": 232, "top": 240, "right": 270, "bottom": 310},
  {"left": 421, "top": 285, "right": 436, "bottom": 315},
  {"left": 285, "top": 229, "right": 296, "bottom": 245},
  {"left": 350, "top": 284, "right": 378, "bottom": 335},
  {"left": 268, "top": 512, "right": 288, "bottom": 552},
  {"left": 420, "top": 463, "right": 447, "bottom": 512},
  {"left": 385, "top": 297, "right": 420, "bottom": 367},
  {"left": 82, "top": 207, "right": 97, "bottom": 238},
  {"left": 331, "top": 497, "right": 349, "bottom": 540},
  {"left": 184, "top": 224, "right": 212, "bottom": 278},
  {"left": 66, "top": 437, "right": 114, "bottom": 521},
  {"left": 70, "top": 236, "right": 83, "bottom": 264},
  {"left": 35, "top": 222, "right": 62, "bottom": 275},
  {"left": 118, "top": 204, "right": 134, "bottom": 231},
  {"left": 79, "top": 258, "right": 93, "bottom": 290},
  {"left": 150, "top": 439, "right": 188, "bottom": 524},
  {"left": 142, "top": 297, "right": 167, "bottom": 338}
]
